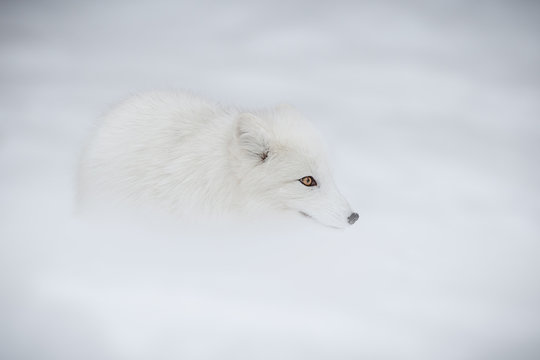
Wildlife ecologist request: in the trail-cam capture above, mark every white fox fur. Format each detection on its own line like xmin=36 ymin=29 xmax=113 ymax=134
xmin=79 ymin=91 xmax=357 ymax=228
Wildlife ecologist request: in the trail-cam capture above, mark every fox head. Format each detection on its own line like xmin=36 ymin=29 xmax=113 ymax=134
xmin=231 ymin=105 xmax=358 ymax=229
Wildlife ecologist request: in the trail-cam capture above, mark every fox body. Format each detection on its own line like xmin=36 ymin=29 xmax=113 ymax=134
xmin=79 ymin=92 xmax=357 ymax=228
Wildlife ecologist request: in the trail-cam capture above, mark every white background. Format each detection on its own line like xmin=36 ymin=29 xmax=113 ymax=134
xmin=1 ymin=0 xmax=539 ymax=359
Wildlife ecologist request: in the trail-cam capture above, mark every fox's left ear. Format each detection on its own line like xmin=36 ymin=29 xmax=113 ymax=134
xmin=236 ymin=113 xmax=271 ymax=162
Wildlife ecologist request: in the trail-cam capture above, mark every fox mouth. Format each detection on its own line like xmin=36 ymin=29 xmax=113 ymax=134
xmin=298 ymin=210 xmax=347 ymax=229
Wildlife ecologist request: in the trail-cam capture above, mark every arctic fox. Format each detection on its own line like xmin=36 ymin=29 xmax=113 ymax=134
xmin=79 ymin=91 xmax=358 ymax=228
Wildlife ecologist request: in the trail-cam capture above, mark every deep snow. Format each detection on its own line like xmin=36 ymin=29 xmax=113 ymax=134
xmin=1 ymin=0 xmax=540 ymax=359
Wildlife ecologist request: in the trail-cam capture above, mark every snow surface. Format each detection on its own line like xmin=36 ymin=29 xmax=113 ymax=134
xmin=1 ymin=0 xmax=540 ymax=359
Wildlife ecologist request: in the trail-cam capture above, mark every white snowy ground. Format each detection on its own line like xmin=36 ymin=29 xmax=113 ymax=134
xmin=1 ymin=0 xmax=540 ymax=359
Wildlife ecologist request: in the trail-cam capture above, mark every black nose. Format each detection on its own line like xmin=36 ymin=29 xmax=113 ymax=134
xmin=348 ymin=212 xmax=359 ymax=225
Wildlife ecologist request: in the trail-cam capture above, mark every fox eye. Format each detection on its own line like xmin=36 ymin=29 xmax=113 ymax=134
xmin=299 ymin=176 xmax=317 ymax=187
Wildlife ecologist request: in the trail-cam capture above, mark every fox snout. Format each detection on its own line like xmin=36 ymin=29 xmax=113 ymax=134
xmin=348 ymin=212 xmax=359 ymax=225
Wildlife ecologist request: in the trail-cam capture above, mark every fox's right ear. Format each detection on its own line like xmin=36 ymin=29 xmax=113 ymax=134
xmin=236 ymin=113 xmax=271 ymax=162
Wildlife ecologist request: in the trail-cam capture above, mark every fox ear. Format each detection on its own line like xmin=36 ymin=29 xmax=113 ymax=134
xmin=236 ymin=113 xmax=271 ymax=162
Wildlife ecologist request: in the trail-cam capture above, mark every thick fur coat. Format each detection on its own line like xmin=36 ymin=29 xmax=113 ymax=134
xmin=79 ymin=92 xmax=357 ymax=228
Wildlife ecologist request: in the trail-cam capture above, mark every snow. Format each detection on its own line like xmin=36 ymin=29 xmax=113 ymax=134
xmin=1 ymin=0 xmax=540 ymax=359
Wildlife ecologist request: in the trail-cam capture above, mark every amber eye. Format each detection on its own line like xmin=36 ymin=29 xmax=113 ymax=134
xmin=299 ymin=176 xmax=317 ymax=187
